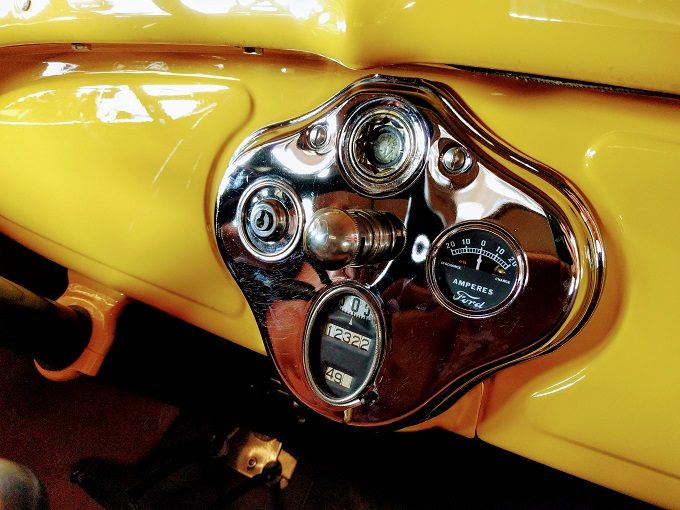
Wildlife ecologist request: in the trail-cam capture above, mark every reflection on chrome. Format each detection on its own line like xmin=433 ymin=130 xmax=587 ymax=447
xmin=410 ymin=234 xmax=430 ymax=264
xmin=214 ymin=75 xmax=602 ymax=427
xmin=454 ymin=167 xmax=544 ymax=221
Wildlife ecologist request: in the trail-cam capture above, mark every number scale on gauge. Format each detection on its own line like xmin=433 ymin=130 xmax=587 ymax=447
xmin=447 ymin=246 xmax=512 ymax=271
xmin=429 ymin=224 xmax=523 ymax=315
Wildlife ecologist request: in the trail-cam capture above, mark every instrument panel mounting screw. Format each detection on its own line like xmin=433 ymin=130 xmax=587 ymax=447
xmin=308 ymin=124 xmax=329 ymax=150
xmin=442 ymin=144 xmax=473 ymax=174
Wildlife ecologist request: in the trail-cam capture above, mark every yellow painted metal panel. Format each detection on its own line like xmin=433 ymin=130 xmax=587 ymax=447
xmin=0 ymin=54 xmax=269 ymax=349
xmin=0 ymin=0 xmax=679 ymax=95
xmin=1 ymin=47 xmax=680 ymax=505
xmin=450 ymin=74 xmax=680 ymax=507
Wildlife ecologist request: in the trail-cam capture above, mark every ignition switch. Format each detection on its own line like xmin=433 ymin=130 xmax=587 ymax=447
xmin=248 ymin=199 xmax=288 ymax=241
xmin=236 ymin=178 xmax=304 ymax=261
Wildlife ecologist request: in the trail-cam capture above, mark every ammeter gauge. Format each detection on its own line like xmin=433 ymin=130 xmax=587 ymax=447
xmin=303 ymin=284 xmax=385 ymax=404
xmin=427 ymin=222 xmax=525 ymax=317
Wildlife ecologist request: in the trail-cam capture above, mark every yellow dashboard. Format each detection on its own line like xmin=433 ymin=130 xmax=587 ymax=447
xmin=1 ymin=1 xmax=680 ymax=507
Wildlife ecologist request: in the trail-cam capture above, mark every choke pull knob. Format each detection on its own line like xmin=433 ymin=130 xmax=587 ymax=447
xmin=304 ymin=208 xmax=406 ymax=269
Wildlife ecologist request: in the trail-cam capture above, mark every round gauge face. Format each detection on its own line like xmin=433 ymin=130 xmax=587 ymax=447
xmin=427 ymin=224 xmax=524 ymax=316
xmin=304 ymin=287 xmax=383 ymax=404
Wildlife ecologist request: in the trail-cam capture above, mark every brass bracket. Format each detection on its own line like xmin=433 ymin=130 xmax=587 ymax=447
xmin=218 ymin=428 xmax=297 ymax=489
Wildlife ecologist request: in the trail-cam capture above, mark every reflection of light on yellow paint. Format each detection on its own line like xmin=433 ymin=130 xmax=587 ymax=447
xmin=178 ymin=0 xmax=342 ymax=30
xmin=68 ymin=0 xmax=170 ymax=16
xmin=403 ymin=1 xmax=416 ymax=9
xmin=180 ymin=0 xmax=237 ymax=14
xmin=158 ymin=99 xmax=201 ymax=120
xmin=509 ymin=0 xmax=562 ymax=23
xmin=0 ymin=78 xmax=229 ymax=126
xmin=42 ymin=62 xmax=79 ymax=78
xmin=532 ymin=369 xmax=586 ymax=398
xmin=509 ymin=12 xmax=562 ymax=22
xmin=252 ymin=3 xmax=277 ymax=13
xmin=584 ymin=147 xmax=597 ymax=169
xmin=94 ymin=86 xmax=152 ymax=124
xmin=290 ymin=0 xmax=321 ymax=20
xmin=141 ymin=84 xmax=227 ymax=96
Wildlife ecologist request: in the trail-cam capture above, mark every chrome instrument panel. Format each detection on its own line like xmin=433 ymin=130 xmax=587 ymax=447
xmin=215 ymin=76 xmax=603 ymax=427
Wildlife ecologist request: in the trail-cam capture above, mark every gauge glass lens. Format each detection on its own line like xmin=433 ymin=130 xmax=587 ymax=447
xmin=306 ymin=290 xmax=381 ymax=402
xmin=430 ymin=226 xmax=522 ymax=314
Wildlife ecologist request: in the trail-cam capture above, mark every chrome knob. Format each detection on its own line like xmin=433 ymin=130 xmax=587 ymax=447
xmin=304 ymin=208 xmax=406 ymax=269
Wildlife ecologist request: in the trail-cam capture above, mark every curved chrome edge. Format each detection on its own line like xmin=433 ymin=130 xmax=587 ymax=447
xmin=214 ymin=73 xmax=606 ymax=426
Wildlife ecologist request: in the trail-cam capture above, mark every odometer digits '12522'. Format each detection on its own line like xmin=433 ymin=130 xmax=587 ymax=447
xmin=427 ymin=222 xmax=525 ymax=317
xmin=303 ymin=285 xmax=384 ymax=404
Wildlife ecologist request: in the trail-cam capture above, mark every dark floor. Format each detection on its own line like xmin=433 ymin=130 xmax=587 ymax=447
xmin=0 ymin=307 xmax=654 ymax=510
xmin=0 ymin=233 xmax=656 ymax=509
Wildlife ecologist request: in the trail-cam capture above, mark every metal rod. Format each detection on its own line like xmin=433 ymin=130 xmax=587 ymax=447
xmin=0 ymin=275 xmax=91 ymax=370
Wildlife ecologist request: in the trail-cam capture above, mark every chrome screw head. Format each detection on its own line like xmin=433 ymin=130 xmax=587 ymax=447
xmin=442 ymin=145 xmax=473 ymax=174
xmin=308 ymin=124 xmax=328 ymax=150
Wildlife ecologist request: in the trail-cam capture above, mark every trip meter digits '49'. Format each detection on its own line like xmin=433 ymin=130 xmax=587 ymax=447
xmin=427 ymin=222 xmax=526 ymax=317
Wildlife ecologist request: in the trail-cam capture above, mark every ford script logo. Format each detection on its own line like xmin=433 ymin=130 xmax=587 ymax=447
xmin=453 ymin=290 xmax=486 ymax=310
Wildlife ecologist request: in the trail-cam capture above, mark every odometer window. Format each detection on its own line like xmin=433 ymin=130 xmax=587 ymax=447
xmin=304 ymin=286 xmax=384 ymax=404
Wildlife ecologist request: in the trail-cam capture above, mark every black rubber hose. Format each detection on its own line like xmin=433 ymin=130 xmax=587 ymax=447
xmin=0 ymin=275 xmax=91 ymax=371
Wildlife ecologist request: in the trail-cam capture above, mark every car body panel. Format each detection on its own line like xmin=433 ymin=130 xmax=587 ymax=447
xmin=0 ymin=3 xmax=679 ymax=507
xmin=0 ymin=0 xmax=680 ymax=94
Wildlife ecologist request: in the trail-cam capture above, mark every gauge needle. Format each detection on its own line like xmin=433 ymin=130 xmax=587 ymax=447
xmin=475 ymin=252 xmax=483 ymax=270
